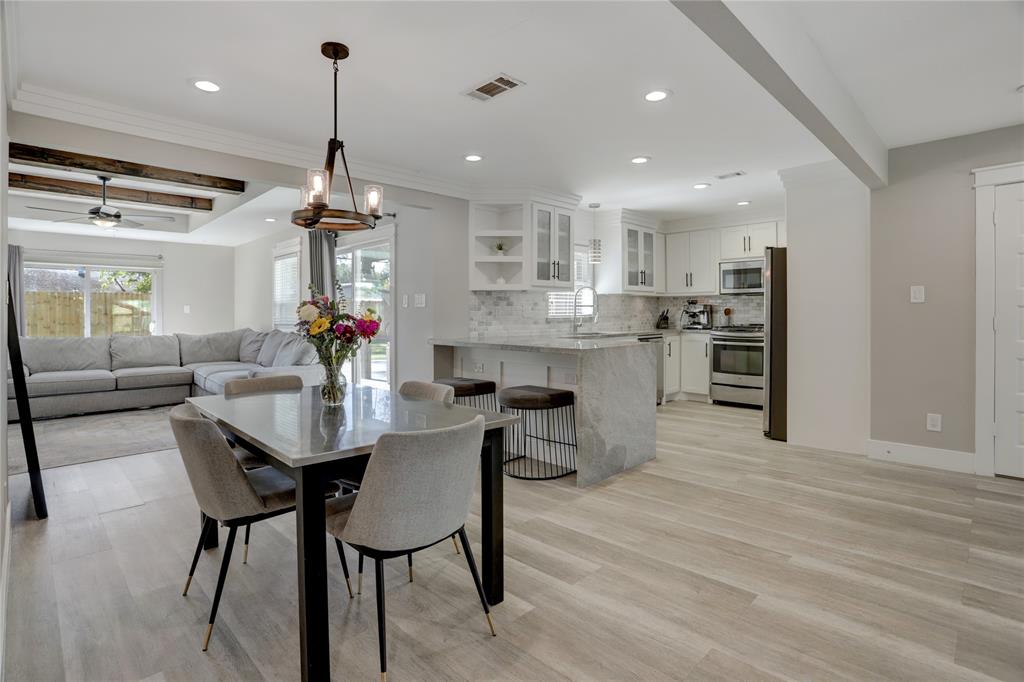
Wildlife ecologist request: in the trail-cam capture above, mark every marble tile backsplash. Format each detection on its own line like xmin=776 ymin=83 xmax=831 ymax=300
xmin=468 ymin=291 xmax=764 ymax=337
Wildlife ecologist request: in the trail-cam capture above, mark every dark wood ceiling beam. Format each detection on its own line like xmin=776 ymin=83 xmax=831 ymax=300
xmin=9 ymin=173 xmax=214 ymax=211
xmin=8 ymin=143 xmax=246 ymax=194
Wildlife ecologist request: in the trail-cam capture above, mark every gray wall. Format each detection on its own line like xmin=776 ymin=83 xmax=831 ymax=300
xmin=871 ymin=124 xmax=1024 ymax=453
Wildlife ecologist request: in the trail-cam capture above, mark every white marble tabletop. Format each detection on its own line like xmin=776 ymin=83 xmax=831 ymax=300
xmin=188 ymin=385 xmax=518 ymax=467
xmin=430 ymin=333 xmax=665 ymax=353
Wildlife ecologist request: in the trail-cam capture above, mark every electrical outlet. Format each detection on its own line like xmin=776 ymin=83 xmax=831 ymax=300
xmin=414 ymin=293 xmax=427 ymax=308
xmin=910 ymin=285 xmax=926 ymax=303
xmin=563 ymin=372 xmax=578 ymax=385
xmin=402 ymin=294 xmax=409 ymax=308
xmin=926 ymin=413 xmax=942 ymax=432
xmin=473 ymin=362 xmax=485 ymax=373
xmin=183 ymin=304 xmax=191 ymax=314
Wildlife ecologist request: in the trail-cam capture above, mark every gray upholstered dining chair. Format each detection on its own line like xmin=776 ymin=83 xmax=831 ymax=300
xmin=170 ymin=403 xmax=340 ymax=651
xmin=324 ymin=415 xmax=492 ymax=681
xmin=223 ymin=374 xmax=305 ymax=562
xmin=398 ymin=380 xmax=455 ymax=403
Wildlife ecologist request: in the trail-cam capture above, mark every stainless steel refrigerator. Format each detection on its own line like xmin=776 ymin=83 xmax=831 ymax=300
xmin=763 ymin=247 xmax=787 ymax=440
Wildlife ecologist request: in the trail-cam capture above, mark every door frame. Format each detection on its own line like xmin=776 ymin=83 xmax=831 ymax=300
xmin=973 ymin=161 xmax=1024 ymax=476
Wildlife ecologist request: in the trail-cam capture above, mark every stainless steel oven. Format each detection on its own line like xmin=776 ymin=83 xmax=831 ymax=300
xmin=719 ymin=259 xmax=765 ymax=294
xmin=710 ymin=326 xmax=764 ymax=406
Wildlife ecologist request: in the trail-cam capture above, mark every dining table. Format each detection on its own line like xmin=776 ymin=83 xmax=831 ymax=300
xmin=187 ymin=384 xmax=518 ymax=681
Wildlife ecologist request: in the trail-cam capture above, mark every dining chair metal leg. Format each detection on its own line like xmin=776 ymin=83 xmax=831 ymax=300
xmin=374 ymin=558 xmax=388 ymax=682
xmin=243 ymin=524 xmax=251 ymax=564
xmin=457 ymin=527 xmax=496 ymax=636
xmin=335 ymin=539 xmax=353 ymax=598
xmin=358 ymin=552 xmax=364 ymax=595
xmin=183 ymin=516 xmax=216 ymax=596
xmin=203 ymin=525 xmax=238 ymax=652
xmin=451 ymin=534 xmax=461 ymax=555
xmin=407 ymin=553 xmax=414 ymax=583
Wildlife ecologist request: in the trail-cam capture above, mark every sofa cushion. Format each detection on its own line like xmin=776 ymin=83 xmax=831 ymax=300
xmin=201 ymin=369 xmax=255 ymax=395
xmin=113 ymin=366 xmax=194 ymax=390
xmin=239 ymin=329 xmax=268 ymax=363
xmin=25 ymin=370 xmax=116 ymax=397
xmin=22 ymin=337 xmax=111 ymax=373
xmin=273 ymin=333 xmax=316 ymax=367
xmin=190 ymin=362 xmax=259 ymax=393
xmin=255 ymin=330 xmax=290 ymax=367
xmin=176 ymin=330 xmax=245 ymax=365
xmin=110 ymin=335 xmax=180 ymax=370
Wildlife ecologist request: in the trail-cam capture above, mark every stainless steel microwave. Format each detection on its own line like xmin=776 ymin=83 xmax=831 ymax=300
xmin=720 ymin=259 xmax=765 ymax=294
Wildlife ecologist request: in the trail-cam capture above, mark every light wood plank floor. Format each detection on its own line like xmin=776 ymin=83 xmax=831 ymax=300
xmin=6 ymin=400 xmax=1024 ymax=681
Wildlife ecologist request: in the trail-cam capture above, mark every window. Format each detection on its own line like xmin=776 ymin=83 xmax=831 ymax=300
xmin=24 ymin=264 xmax=158 ymax=337
xmin=272 ymin=240 xmax=301 ymax=331
xmin=335 ymin=235 xmax=393 ymax=388
xmin=546 ymin=245 xmax=595 ymax=318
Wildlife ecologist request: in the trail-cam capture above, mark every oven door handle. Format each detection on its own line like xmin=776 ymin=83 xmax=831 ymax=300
xmin=710 ymin=339 xmax=765 ymax=346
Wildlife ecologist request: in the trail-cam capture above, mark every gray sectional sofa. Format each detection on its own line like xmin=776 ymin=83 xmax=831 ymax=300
xmin=8 ymin=328 xmax=322 ymax=421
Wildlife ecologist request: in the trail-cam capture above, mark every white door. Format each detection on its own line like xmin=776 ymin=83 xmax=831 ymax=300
xmin=680 ymin=333 xmax=710 ymax=394
xmin=624 ymin=226 xmax=641 ymax=290
xmin=689 ymin=229 xmax=717 ymax=293
xmin=747 ymin=222 xmax=777 ymax=257
xmin=665 ymin=232 xmax=690 ymax=293
xmin=641 ymin=229 xmax=656 ymax=290
xmin=720 ymin=225 xmax=748 ymax=260
xmin=995 ymin=182 xmax=1024 ymax=476
xmin=532 ymin=203 xmax=554 ymax=285
xmin=336 ymin=237 xmax=394 ymax=389
xmin=553 ymin=209 xmax=573 ymax=286
xmin=663 ymin=335 xmax=681 ymax=397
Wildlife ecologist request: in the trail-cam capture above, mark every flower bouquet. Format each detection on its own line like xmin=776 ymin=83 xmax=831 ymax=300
xmin=296 ymin=286 xmax=382 ymax=406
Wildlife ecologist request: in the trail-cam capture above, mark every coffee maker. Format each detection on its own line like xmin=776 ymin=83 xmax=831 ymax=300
xmin=680 ymin=300 xmax=712 ymax=330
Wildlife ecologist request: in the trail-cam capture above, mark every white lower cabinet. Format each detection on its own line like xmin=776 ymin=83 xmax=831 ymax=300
xmin=663 ymin=335 xmax=681 ymax=398
xmin=679 ymin=333 xmax=710 ymax=395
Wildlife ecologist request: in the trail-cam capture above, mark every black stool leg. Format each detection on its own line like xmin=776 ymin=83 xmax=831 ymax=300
xmin=242 ymin=523 xmax=251 ymax=564
xmin=203 ymin=525 xmax=238 ymax=651
xmin=407 ymin=553 xmax=414 ymax=583
xmin=457 ymin=527 xmax=496 ymax=636
xmin=335 ymin=539 xmax=353 ymax=598
xmin=358 ymin=552 xmax=364 ymax=595
xmin=183 ymin=516 xmax=215 ymax=596
xmin=374 ymin=558 xmax=388 ymax=681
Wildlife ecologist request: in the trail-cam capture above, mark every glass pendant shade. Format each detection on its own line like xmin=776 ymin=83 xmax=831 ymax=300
xmin=588 ymin=238 xmax=603 ymax=264
xmin=363 ymin=185 xmax=383 ymax=216
xmin=305 ymin=168 xmax=330 ymax=207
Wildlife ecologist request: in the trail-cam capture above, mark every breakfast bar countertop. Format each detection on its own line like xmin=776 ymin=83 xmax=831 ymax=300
xmin=428 ymin=332 xmax=663 ymax=354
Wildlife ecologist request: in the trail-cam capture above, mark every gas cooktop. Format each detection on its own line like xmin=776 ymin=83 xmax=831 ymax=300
xmin=710 ymin=324 xmax=765 ymax=338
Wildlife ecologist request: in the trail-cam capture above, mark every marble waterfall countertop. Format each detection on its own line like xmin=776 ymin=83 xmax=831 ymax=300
xmin=429 ymin=332 xmax=664 ymax=354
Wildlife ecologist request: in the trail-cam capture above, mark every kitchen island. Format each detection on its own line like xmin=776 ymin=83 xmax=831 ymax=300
xmin=430 ymin=334 xmax=659 ymax=486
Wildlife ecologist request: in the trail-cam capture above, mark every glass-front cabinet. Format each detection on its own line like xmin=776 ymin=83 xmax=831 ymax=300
xmin=623 ymin=224 xmax=656 ymax=292
xmin=531 ymin=202 xmax=573 ymax=288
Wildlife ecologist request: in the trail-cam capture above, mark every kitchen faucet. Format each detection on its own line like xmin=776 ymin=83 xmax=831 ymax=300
xmin=571 ymin=286 xmax=599 ymax=333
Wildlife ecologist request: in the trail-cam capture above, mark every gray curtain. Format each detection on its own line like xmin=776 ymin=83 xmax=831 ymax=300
xmin=308 ymin=230 xmax=337 ymax=297
xmin=7 ymin=244 xmax=25 ymax=335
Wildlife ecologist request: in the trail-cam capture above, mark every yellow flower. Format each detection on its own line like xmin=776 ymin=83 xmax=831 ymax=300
xmin=308 ymin=317 xmax=330 ymax=336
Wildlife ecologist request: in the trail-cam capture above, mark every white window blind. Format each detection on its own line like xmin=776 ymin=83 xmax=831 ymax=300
xmin=272 ymin=250 xmax=301 ymax=331
xmin=547 ymin=246 xmax=595 ymax=318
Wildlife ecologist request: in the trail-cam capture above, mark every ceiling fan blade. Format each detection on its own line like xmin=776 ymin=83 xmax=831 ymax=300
xmin=121 ymin=214 xmax=176 ymax=222
xmin=54 ymin=216 xmax=98 ymax=225
xmin=116 ymin=219 xmax=145 ymax=228
xmin=26 ymin=206 xmax=90 ymax=216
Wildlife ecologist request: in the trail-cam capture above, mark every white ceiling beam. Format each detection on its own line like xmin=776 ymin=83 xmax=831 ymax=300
xmin=671 ymin=0 xmax=888 ymax=189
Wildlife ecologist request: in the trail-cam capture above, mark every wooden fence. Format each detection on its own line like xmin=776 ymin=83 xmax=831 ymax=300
xmin=25 ymin=291 xmax=152 ymax=337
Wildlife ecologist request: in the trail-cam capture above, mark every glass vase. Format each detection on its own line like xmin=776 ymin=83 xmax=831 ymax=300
xmin=319 ymin=358 xmax=347 ymax=406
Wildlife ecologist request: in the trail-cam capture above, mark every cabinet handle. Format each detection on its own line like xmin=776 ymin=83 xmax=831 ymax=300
xmin=551 ymin=260 xmax=556 ymax=279
xmin=555 ymin=260 xmax=560 ymax=280
xmin=668 ymin=342 xmax=672 ymax=357
xmin=705 ymin=341 xmax=708 ymax=357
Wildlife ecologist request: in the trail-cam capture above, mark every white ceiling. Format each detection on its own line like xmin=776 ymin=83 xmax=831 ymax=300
xmin=8 ymin=0 xmax=832 ymax=223
xmin=784 ymin=0 xmax=1024 ymax=148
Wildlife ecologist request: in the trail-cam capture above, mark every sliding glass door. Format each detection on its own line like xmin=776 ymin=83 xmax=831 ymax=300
xmin=336 ymin=237 xmax=393 ymax=389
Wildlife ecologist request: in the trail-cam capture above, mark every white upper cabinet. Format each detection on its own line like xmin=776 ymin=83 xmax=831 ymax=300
xmin=594 ymin=209 xmax=661 ymax=295
xmin=720 ymin=222 xmax=777 ymax=260
xmin=622 ymin=224 xmax=657 ymax=292
xmin=665 ymin=228 xmax=717 ymax=295
xmin=531 ymin=202 xmax=574 ymax=288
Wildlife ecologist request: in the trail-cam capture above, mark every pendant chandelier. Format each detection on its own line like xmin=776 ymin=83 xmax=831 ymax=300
xmin=292 ymin=42 xmax=383 ymax=231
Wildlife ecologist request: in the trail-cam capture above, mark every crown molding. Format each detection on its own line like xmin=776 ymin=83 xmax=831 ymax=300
xmin=11 ymin=83 xmax=480 ymax=201
xmin=1 ymin=0 xmax=21 ymax=105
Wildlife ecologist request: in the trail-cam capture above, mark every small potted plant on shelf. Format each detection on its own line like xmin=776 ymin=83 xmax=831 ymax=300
xmin=493 ymin=240 xmax=507 ymax=256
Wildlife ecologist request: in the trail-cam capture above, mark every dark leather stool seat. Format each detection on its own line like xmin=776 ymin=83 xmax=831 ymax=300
xmin=497 ymin=385 xmax=576 ymax=480
xmin=498 ymin=385 xmax=575 ymax=410
xmin=436 ymin=377 xmax=497 ymax=398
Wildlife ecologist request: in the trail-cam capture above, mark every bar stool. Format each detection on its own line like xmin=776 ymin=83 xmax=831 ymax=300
xmin=497 ymin=385 xmax=577 ymax=480
xmin=436 ymin=377 xmax=498 ymax=412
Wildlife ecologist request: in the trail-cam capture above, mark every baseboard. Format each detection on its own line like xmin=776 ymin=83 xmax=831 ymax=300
xmin=867 ymin=439 xmax=976 ymax=474
xmin=0 ymin=499 xmax=11 ymax=682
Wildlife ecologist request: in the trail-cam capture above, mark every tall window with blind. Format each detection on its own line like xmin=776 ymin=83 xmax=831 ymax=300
xmin=546 ymin=245 xmax=595 ymax=318
xmin=272 ymin=241 xmax=301 ymax=331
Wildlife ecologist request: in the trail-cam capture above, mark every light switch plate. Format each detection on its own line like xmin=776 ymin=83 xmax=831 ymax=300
xmin=910 ymin=285 xmax=926 ymax=303
xmin=183 ymin=304 xmax=191 ymax=314
xmin=414 ymin=293 xmax=427 ymax=308
xmin=402 ymin=294 xmax=409 ymax=308
xmin=473 ymin=362 xmax=485 ymax=373
xmin=926 ymin=413 xmax=942 ymax=432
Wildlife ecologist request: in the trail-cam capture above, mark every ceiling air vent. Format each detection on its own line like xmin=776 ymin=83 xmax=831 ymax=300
xmin=714 ymin=171 xmax=747 ymax=180
xmin=465 ymin=74 xmax=525 ymax=102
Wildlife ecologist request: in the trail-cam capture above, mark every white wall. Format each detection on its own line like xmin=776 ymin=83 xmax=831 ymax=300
xmin=234 ymin=226 xmax=310 ymax=331
xmin=9 ymin=230 xmax=235 ymax=335
xmin=780 ymin=160 xmax=870 ymax=455
xmin=0 ymin=14 xmax=10 ymax=672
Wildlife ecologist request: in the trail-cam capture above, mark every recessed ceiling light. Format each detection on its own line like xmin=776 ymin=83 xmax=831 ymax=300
xmin=631 ymin=156 xmax=651 ymax=164
xmin=693 ymin=183 xmax=711 ymax=189
xmin=736 ymin=200 xmax=751 ymax=206
xmin=464 ymin=154 xmax=483 ymax=162
xmin=643 ymin=90 xmax=670 ymax=102
xmin=264 ymin=217 xmax=277 ymax=222
xmin=193 ymin=80 xmax=221 ymax=93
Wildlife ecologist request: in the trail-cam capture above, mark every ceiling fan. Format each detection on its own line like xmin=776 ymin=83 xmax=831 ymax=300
xmin=26 ymin=176 xmax=177 ymax=229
